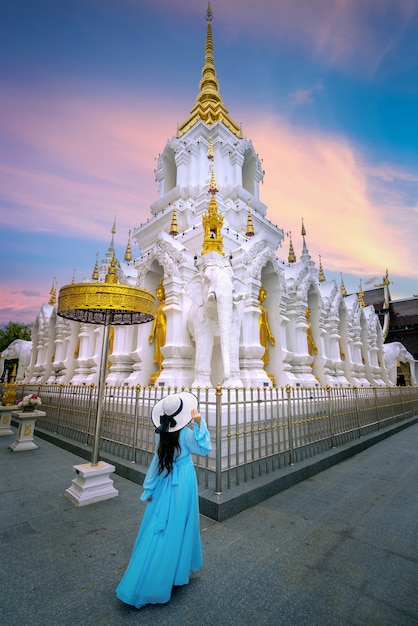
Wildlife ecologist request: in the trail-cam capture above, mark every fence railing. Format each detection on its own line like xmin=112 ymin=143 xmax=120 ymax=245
xmin=4 ymin=383 xmax=418 ymax=494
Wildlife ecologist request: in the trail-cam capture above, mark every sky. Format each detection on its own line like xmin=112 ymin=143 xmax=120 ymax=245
xmin=1 ymin=0 xmax=418 ymax=325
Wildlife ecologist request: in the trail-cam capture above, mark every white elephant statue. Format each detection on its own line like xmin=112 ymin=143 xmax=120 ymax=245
xmin=0 ymin=339 xmax=33 ymax=382
xmin=187 ymin=259 xmax=245 ymax=388
xmin=383 ymin=341 xmax=417 ymax=386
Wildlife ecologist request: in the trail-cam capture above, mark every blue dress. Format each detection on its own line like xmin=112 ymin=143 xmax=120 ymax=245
xmin=116 ymin=418 xmax=212 ymax=609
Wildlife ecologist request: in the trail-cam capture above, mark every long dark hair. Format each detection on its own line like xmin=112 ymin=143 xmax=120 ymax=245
xmin=157 ymin=431 xmax=181 ymax=475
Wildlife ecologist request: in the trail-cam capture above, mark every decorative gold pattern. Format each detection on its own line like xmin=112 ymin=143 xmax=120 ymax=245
xmin=57 ymin=277 xmax=155 ymax=325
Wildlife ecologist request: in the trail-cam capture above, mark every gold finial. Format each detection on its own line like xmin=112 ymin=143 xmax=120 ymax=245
xmin=340 ymin=273 xmax=347 ymax=296
xmin=202 ymin=154 xmax=223 ymax=255
xmin=112 ymin=217 xmax=116 ymax=234
xmin=318 ymin=255 xmax=326 ymax=282
xmin=207 ymin=136 xmax=214 ymax=160
xmin=105 ymin=255 xmax=118 ymax=284
xmin=71 ymin=269 xmax=76 ymax=285
xmin=288 ymin=232 xmax=296 ymax=263
xmin=48 ymin=277 xmax=57 ymax=305
xmin=124 ymin=230 xmax=132 ymax=261
xmin=358 ymin=280 xmax=365 ymax=307
xmin=301 ymin=218 xmax=306 ymax=237
xmin=245 ymin=199 xmax=255 ymax=237
xmin=92 ymin=253 xmax=99 ymax=281
xmin=177 ymin=4 xmax=241 ymax=138
xmin=169 ymin=206 xmax=179 ymax=237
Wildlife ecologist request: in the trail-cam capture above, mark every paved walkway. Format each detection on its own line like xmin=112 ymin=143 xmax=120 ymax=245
xmin=1 ymin=422 xmax=417 ymax=626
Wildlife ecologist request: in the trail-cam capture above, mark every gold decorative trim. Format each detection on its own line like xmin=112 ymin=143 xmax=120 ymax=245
xmin=57 ymin=282 xmax=155 ymax=325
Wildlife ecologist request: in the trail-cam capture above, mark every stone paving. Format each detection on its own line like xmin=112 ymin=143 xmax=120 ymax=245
xmin=1 ymin=421 xmax=417 ymax=626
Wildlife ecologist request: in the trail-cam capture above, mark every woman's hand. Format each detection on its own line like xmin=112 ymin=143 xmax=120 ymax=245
xmin=191 ymin=407 xmax=201 ymax=427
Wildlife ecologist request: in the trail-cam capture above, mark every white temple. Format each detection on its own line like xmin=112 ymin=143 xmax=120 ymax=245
xmin=21 ymin=5 xmax=415 ymax=390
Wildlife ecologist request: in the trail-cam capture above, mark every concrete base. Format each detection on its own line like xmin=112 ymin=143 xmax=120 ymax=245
xmin=9 ymin=410 xmax=44 ymax=451
xmin=0 ymin=406 xmax=14 ymax=436
xmin=65 ymin=461 xmax=119 ymax=507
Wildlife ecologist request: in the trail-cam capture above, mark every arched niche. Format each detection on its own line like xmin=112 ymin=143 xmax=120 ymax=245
xmin=162 ymin=147 xmax=177 ymax=195
xmin=242 ymin=148 xmax=256 ymax=195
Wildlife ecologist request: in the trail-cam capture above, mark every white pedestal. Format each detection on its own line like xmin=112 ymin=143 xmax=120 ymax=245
xmin=65 ymin=461 xmax=119 ymax=507
xmin=9 ymin=410 xmax=45 ymax=451
xmin=0 ymin=405 xmax=14 ymax=436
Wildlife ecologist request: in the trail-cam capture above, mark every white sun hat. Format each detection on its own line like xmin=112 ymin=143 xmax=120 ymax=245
xmin=151 ymin=391 xmax=198 ymax=434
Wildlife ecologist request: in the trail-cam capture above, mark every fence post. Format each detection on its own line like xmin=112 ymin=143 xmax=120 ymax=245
xmin=131 ymin=385 xmax=141 ymax=463
xmin=373 ymin=387 xmax=381 ymax=429
xmin=214 ymin=385 xmax=223 ymax=495
xmin=353 ymin=386 xmax=362 ymax=437
xmin=285 ymin=384 xmax=294 ymax=465
xmin=325 ymin=385 xmax=335 ymax=448
xmin=55 ymin=384 xmax=63 ymax=433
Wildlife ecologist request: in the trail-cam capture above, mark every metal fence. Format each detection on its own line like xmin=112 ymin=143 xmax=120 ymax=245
xmin=4 ymin=383 xmax=418 ymax=494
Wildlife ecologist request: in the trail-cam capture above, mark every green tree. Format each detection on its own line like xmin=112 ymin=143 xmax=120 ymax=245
xmin=0 ymin=322 xmax=32 ymax=353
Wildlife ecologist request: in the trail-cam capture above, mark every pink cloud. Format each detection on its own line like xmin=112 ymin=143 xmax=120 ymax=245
xmin=0 ymin=86 xmax=184 ymax=242
xmin=240 ymin=112 xmax=418 ymax=278
xmin=289 ymin=81 xmax=324 ymax=106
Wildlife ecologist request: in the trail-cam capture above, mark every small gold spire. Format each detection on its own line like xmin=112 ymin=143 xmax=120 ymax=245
xmin=169 ymin=206 xmax=179 ymax=237
xmin=177 ymin=4 xmax=241 ymax=138
xmin=301 ymin=218 xmax=306 ymax=237
xmin=105 ymin=255 xmax=118 ymax=284
xmin=358 ymin=280 xmax=365 ymax=307
xmin=245 ymin=199 xmax=255 ymax=237
xmin=48 ymin=277 xmax=57 ymax=305
xmin=340 ymin=273 xmax=347 ymax=296
xmin=202 ymin=152 xmax=223 ymax=255
xmin=112 ymin=217 xmax=116 ymax=234
xmin=288 ymin=232 xmax=296 ymax=263
xmin=92 ymin=253 xmax=99 ymax=281
xmin=124 ymin=230 xmax=132 ymax=261
xmin=318 ymin=255 xmax=326 ymax=282
xmin=71 ymin=270 xmax=76 ymax=285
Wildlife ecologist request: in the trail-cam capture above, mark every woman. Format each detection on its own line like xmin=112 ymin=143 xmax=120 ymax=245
xmin=116 ymin=391 xmax=212 ymax=609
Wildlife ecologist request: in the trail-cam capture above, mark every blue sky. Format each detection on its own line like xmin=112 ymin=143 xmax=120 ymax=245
xmin=1 ymin=0 xmax=418 ymax=324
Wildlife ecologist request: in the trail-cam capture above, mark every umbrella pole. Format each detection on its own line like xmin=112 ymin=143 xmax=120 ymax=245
xmin=91 ymin=312 xmax=111 ymax=466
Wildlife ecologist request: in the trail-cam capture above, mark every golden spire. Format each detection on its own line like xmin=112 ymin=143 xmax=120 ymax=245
xmin=71 ymin=270 xmax=76 ymax=285
xmin=375 ymin=269 xmax=391 ymax=339
xmin=245 ymin=199 xmax=255 ymax=237
xmin=358 ymin=280 xmax=365 ymax=307
xmin=288 ymin=232 xmax=296 ymax=263
xmin=105 ymin=255 xmax=118 ymax=284
xmin=202 ymin=145 xmax=224 ymax=255
xmin=48 ymin=277 xmax=57 ymax=305
xmin=301 ymin=218 xmax=306 ymax=237
xmin=110 ymin=217 xmax=116 ymax=249
xmin=318 ymin=255 xmax=326 ymax=282
xmin=124 ymin=230 xmax=132 ymax=261
xmin=92 ymin=253 xmax=99 ymax=281
xmin=340 ymin=273 xmax=347 ymax=296
xmin=177 ymin=4 xmax=241 ymax=138
xmin=169 ymin=206 xmax=179 ymax=237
